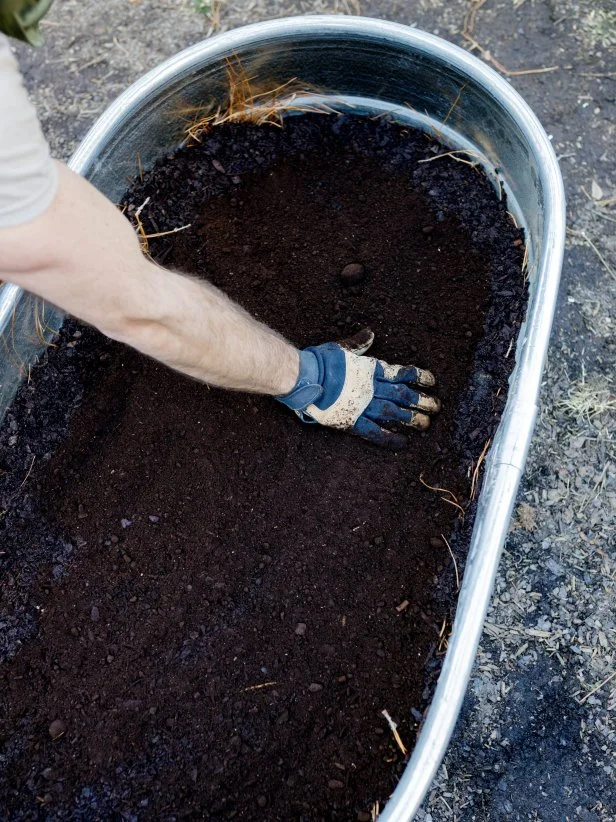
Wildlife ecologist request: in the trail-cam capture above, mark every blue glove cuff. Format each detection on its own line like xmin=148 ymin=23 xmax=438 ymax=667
xmin=275 ymin=349 xmax=323 ymax=411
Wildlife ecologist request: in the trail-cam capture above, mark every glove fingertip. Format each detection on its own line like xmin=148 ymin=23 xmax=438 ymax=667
xmin=408 ymin=412 xmax=431 ymax=431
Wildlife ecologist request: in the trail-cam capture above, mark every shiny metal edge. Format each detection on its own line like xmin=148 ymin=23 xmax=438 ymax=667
xmin=2 ymin=16 xmax=565 ymax=820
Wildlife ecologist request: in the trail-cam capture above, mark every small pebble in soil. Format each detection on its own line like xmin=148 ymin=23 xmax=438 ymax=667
xmin=429 ymin=537 xmax=445 ymax=550
xmin=90 ymin=605 xmax=99 ymax=622
xmin=308 ymin=682 xmax=323 ymax=693
xmin=257 ymin=796 xmax=267 ymax=808
xmin=339 ymin=262 xmax=365 ymax=286
xmin=328 ymin=779 xmax=345 ymax=790
xmin=294 ymin=622 xmax=307 ymax=636
xmin=48 ymin=719 xmax=66 ymax=740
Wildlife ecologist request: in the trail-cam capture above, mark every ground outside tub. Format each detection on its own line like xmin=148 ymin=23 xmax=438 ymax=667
xmin=0 ymin=15 xmax=565 ymax=820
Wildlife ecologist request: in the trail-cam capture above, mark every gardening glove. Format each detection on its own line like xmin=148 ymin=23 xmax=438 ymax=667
xmin=276 ymin=329 xmax=440 ymax=449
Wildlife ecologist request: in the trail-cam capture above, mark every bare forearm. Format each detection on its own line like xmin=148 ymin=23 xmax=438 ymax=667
xmin=112 ymin=260 xmax=299 ymax=394
xmin=0 ymin=162 xmax=299 ymax=395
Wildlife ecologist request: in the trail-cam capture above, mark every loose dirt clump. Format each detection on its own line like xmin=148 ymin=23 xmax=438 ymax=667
xmin=0 ymin=114 xmax=525 ymax=819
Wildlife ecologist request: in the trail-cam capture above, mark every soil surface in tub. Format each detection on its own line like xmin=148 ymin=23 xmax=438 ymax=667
xmin=0 ymin=115 xmax=526 ymax=820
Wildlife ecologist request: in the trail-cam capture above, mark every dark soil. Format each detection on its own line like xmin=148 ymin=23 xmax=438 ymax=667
xmin=0 ymin=114 xmax=526 ymax=820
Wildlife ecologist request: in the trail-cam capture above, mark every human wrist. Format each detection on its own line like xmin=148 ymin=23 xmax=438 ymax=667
xmin=275 ymin=348 xmax=323 ymax=409
xmin=272 ymin=345 xmax=301 ymax=396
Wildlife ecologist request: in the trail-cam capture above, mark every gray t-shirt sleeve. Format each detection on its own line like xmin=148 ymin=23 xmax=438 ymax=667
xmin=0 ymin=32 xmax=58 ymax=228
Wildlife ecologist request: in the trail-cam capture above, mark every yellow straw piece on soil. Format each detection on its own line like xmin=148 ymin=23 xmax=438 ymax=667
xmin=242 ymin=681 xmax=278 ymax=692
xmin=381 ymin=709 xmax=408 ymax=756
xmin=437 ymin=616 xmax=452 ymax=655
xmin=183 ymin=57 xmax=336 ymax=144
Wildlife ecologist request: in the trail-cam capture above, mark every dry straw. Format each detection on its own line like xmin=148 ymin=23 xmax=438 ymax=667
xmin=183 ymin=57 xmax=337 ymax=144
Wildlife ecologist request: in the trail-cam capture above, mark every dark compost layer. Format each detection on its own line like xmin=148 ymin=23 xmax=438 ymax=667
xmin=0 ymin=115 xmax=526 ymax=820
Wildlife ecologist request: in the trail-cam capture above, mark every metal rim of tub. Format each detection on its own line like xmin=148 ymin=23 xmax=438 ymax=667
xmin=3 ymin=15 xmax=566 ymax=820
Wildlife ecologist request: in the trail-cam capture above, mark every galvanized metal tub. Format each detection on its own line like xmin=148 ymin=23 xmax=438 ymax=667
xmin=0 ymin=15 xmax=565 ymax=820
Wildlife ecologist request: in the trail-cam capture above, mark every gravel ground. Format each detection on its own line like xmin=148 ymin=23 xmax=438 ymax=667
xmin=9 ymin=0 xmax=616 ymax=819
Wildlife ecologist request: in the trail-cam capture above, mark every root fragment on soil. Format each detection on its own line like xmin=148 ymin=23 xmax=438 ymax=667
xmin=417 ymin=149 xmax=481 ymax=167
xmin=381 ymin=709 xmax=408 ymax=756
xmin=441 ymin=534 xmax=460 ymax=592
xmin=419 ymin=473 xmax=466 ymax=520
xmin=470 ymin=438 xmax=491 ymax=501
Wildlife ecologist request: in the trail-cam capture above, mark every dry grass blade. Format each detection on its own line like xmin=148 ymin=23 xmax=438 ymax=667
xmin=470 ymin=438 xmax=492 ymax=500
xmin=462 ymin=1 xmax=558 ymax=76
xmin=33 ymin=300 xmax=59 ymax=348
xmin=381 ymin=709 xmax=408 ymax=756
xmin=441 ymin=534 xmax=460 ymax=592
xmin=577 ymin=669 xmax=616 ymax=704
xmin=184 ymin=57 xmax=335 ymax=144
xmin=437 ymin=616 xmax=450 ymax=654
xmin=419 ymin=473 xmax=459 ymax=501
xmin=133 ymin=197 xmax=151 ymax=254
xmin=558 ymin=376 xmax=616 ymax=423
xmin=568 ymin=228 xmax=616 ymax=280
xmin=142 ymin=224 xmax=192 ymax=240
xmin=441 ymin=497 xmax=467 ymax=518
xmin=441 ymin=82 xmax=468 ymax=129
xmin=418 ymin=149 xmax=482 ymax=167
xmin=242 ymin=681 xmax=277 ymax=692
xmin=506 ymin=210 xmax=519 ymax=229
xmin=463 ymin=0 xmax=489 ymax=36
xmin=462 ymin=31 xmax=559 ymax=76
xmin=2 ymin=456 xmax=38 ymax=516
xmin=419 ymin=472 xmax=466 ymax=520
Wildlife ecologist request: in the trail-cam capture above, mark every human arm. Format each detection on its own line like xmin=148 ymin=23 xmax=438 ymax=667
xmin=1 ymin=159 xmax=301 ymax=395
xmin=0 ymin=32 xmax=439 ymax=444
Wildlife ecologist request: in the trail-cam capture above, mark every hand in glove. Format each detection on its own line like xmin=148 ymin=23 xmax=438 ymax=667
xmin=276 ymin=330 xmax=440 ymax=449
